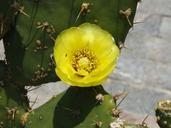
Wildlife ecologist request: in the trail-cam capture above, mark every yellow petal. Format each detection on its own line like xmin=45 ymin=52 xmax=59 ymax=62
xmin=53 ymin=23 xmax=120 ymax=87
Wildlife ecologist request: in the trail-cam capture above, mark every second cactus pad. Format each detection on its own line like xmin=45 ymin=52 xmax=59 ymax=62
xmin=26 ymin=86 xmax=116 ymax=128
xmin=26 ymin=86 xmax=149 ymax=128
xmin=156 ymin=100 xmax=171 ymax=128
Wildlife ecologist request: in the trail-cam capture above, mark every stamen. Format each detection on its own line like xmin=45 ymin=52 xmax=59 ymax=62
xmin=72 ymin=48 xmax=97 ymax=76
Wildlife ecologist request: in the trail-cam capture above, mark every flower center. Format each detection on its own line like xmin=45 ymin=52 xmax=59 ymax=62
xmin=77 ymin=57 xmax=90 ymax=68
xmin=72 ymin=48 xmax=97 ymax=76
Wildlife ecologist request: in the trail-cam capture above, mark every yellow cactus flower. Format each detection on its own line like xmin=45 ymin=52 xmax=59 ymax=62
xmin=53 ymin=23 xmax=120 ymax=87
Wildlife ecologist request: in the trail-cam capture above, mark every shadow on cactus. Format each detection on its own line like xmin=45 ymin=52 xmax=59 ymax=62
xmin=3 ymin=26 xmax=58 ymax=87
xmin=0 ymin=0 xmax=14 ymax=39
xmin=0 ymin=60 xmax=5 ymax=80
xmin=53 ymin=87 xmax=110 ymax=128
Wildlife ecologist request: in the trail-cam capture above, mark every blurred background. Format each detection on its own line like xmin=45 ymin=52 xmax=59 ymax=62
xmin=0 ymin=0 xmax=171 ymax=128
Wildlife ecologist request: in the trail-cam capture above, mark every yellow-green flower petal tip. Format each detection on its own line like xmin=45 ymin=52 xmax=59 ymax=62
xmin=53 ymin=23 xmax=120 ymax=87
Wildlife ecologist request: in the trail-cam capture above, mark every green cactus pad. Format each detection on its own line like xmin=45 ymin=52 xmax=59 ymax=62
xmin=0 ymin=84 xmax=29 ymax=128
xmin=26 ymin=86 xmax=117 ymax=128
xmin=3 ymin=0 xmax=138 ymax=86
xmin=156 ymin=100 xmax=171 ymax=128
xmin=26 ymin=86 xmax=148 ymax=128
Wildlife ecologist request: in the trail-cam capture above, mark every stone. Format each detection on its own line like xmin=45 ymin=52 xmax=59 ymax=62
xmin=0 ymin=40 xmax=5 ymax=60
xmin=160 ymin=17 xmax=171 ymax=40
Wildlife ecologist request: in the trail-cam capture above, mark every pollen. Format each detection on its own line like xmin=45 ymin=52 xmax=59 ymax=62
xmin=72 ymin=48 xmax=97 ymax=75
